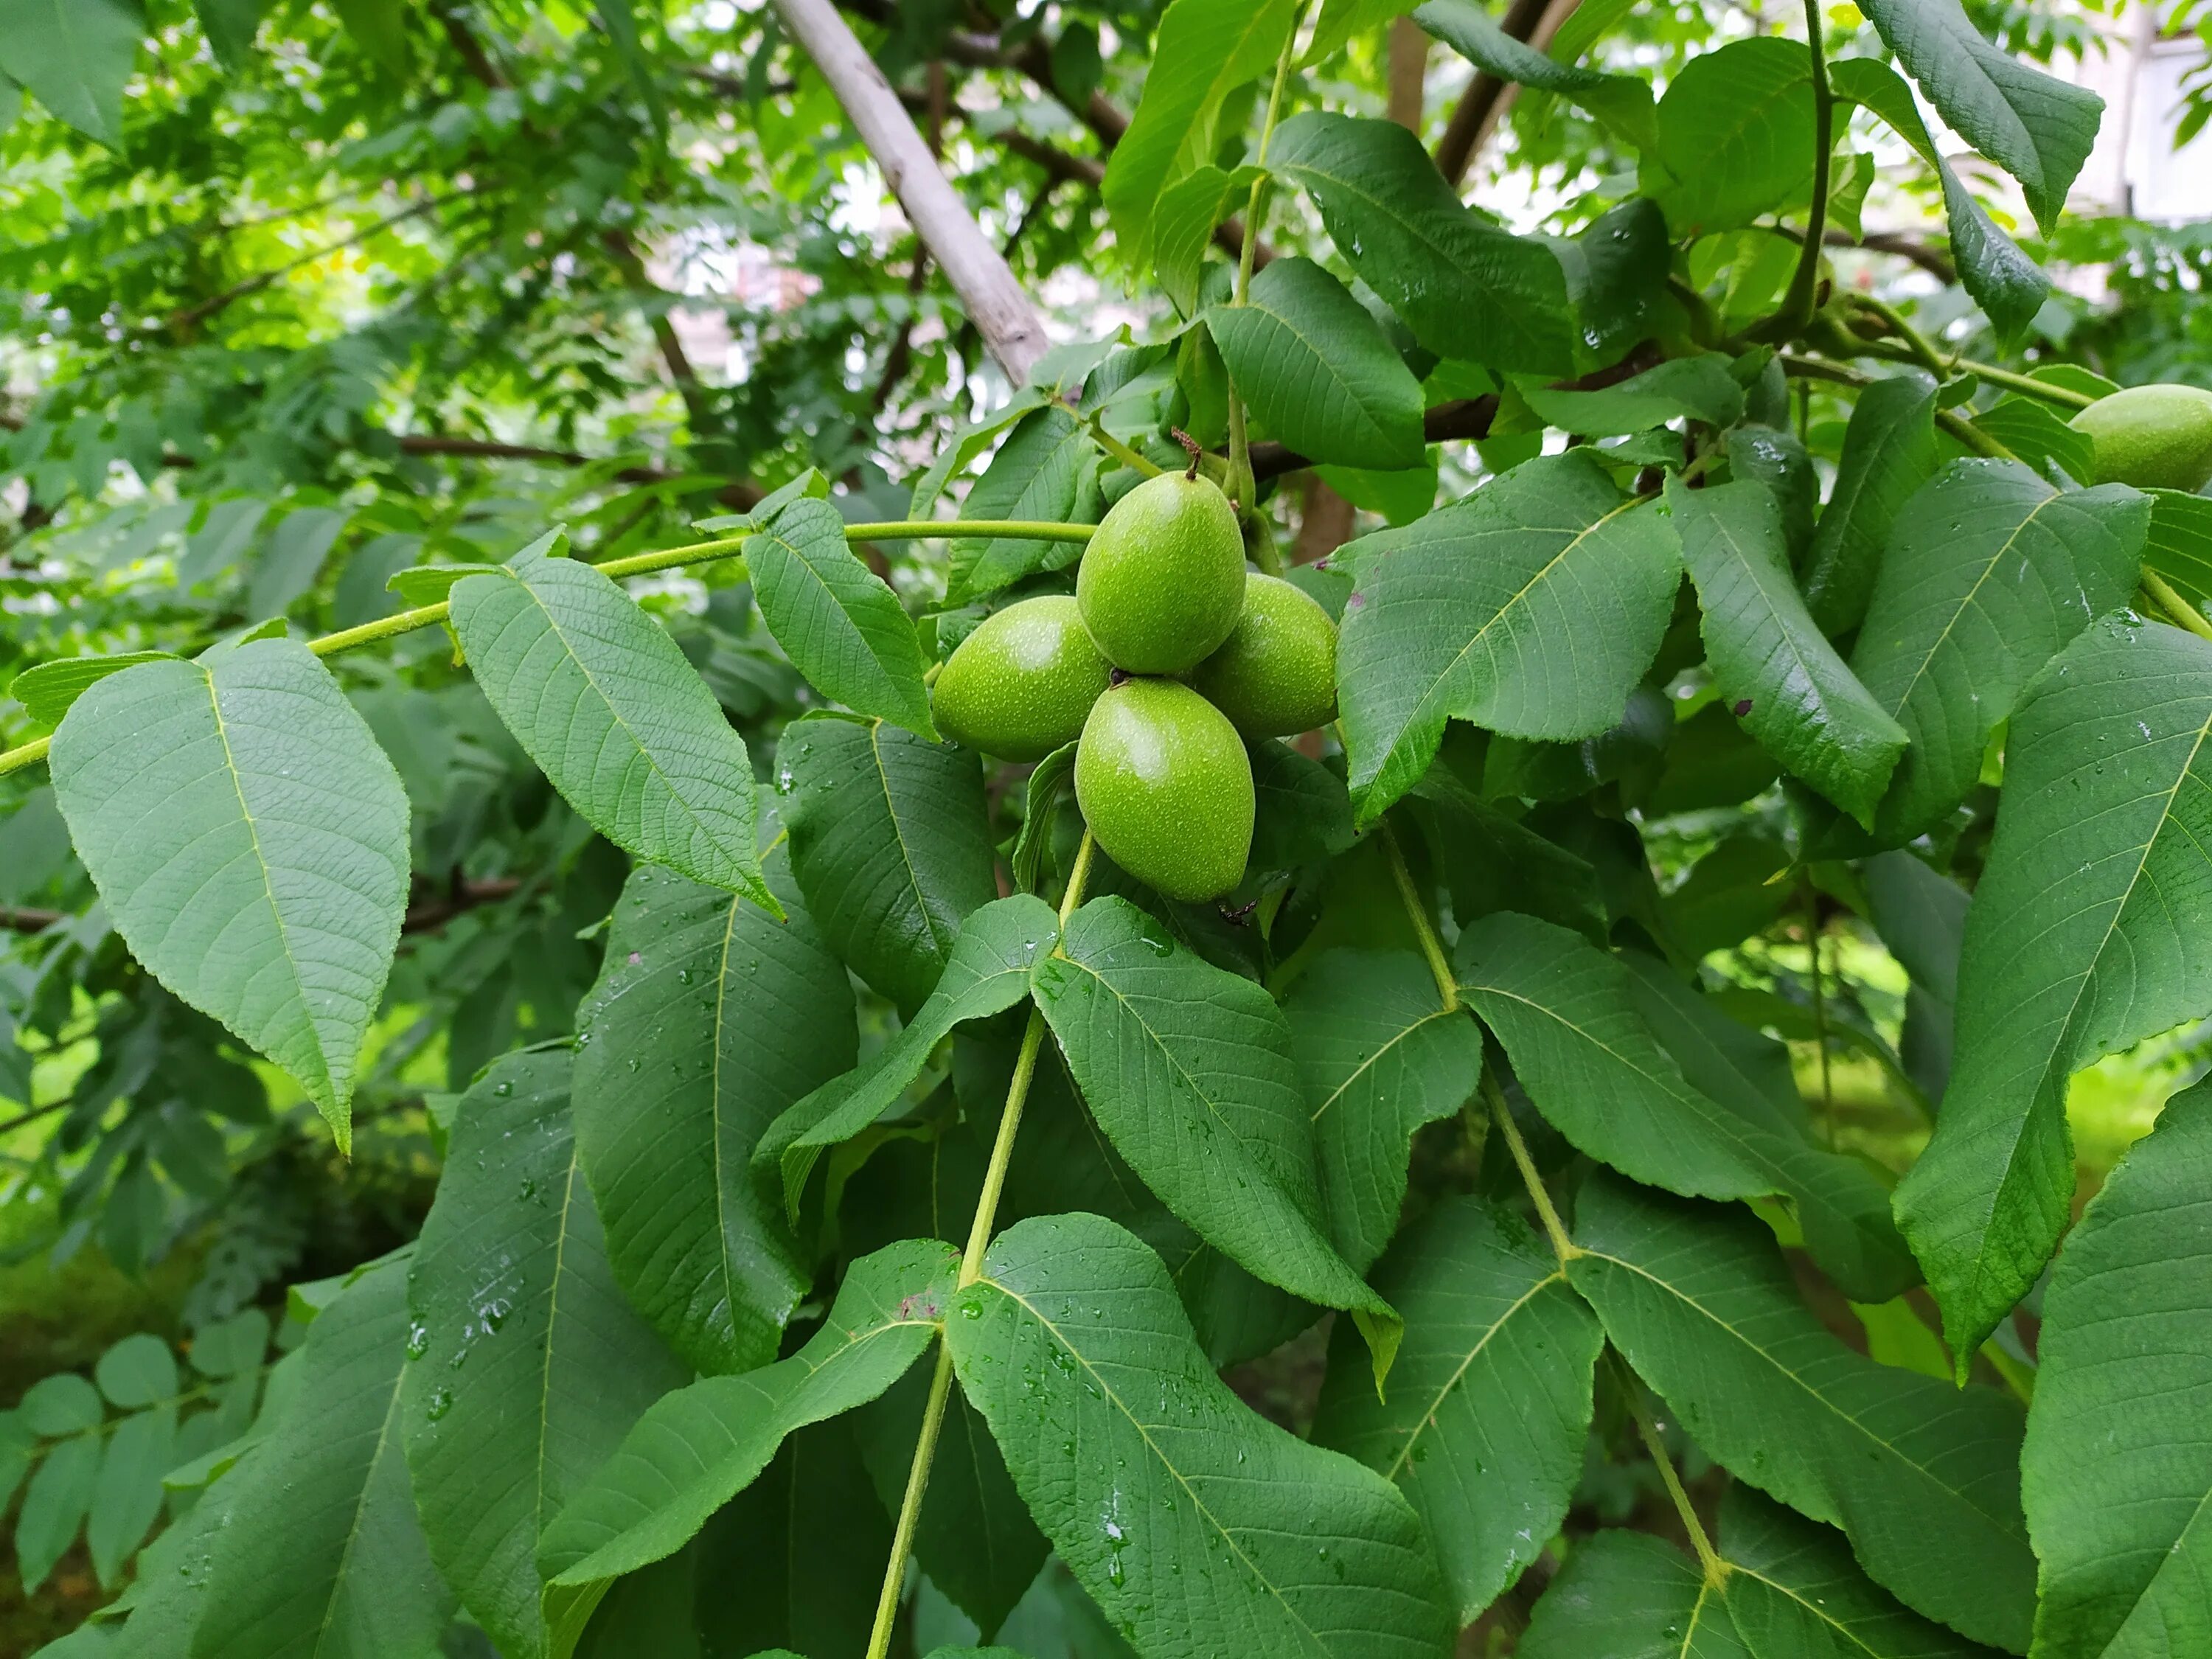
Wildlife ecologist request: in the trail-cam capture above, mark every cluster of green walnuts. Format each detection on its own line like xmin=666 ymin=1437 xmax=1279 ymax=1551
xmin=933 ymin=467 xmax=1337 ymax=902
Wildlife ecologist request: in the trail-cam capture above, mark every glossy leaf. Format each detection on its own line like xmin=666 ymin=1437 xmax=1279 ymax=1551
xmin=1571 ymin=1175 xmax=2036 ymax=1652
xmin=1284 ymin=950 xmax=1484 ymax=1271
xmin=1848 ymin=462 xmax=2146 ymax=840
xmin=189 ymin=1257 xmax=457 ymax=1659
xmin=1311 ymin=1199 xmax=1601 ymax=1623
xmin=2023 ymin=1078 xmax=2212 ymax=1658
xmin=1034 ymin=898 xmax=1399 ymax=1354
xmin=745 ymin=495 xmax=936 ymax=736
xmin=1269 ymin=111 xmax=1576 ymax=375
xmin=946 ymin=406 xmax=1101 ymax=601
xmin=451 ymin=538 xmax=777 ymax=911
xmin=778 ymin=712 xmax=998 ymax=1012
xmin=1669 ymin=476 xmax=1907 ymax=827
xmin=1649 ymin=37 xmax=1815 ymax=232
xmin=946 ymin=1212 xmax=1456 ymax=1659
xmin=1896 ymin=618 xmax=2212 ymax=1362
xmin=1338 ymin=451 xmax=1682 ymax=824
xmin=574 ymin=852 xmax=855 ymax=1375
xmin=403 ymin=1051 xmax=687 ymax=1659
xmin=1801 ymin=370 xmax=1941 ymax=636
xmin=538 ymin=1239 xmax=958 ymax=1649
xmin=0 ymin=0 xmax=142 ymax=145
xmin=49 ymin=641 xmax=409 ymax=1150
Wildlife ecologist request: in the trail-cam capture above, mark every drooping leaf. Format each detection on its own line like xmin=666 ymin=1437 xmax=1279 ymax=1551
xmin=573 ymin=852 xmax=855 ymax=1375
xmin=1100 ymin=0 xmax=1302 ymax=270
xmin=189 ymin=1256 xmax=457 ymax=1659
xmin=49 ymin=641 xmax=409 ymax=1150
xmin=1857 ymin=0 xmax=2102 ymax=234
xmin=403 ymin=1051 xmax=687 ymax=1659
xmin=1830 ymin=58 xmax=2052 ymax=342
xmin=1848 ymin=461 xmax=2146 ymax=841
xmin=1548 ymin=199 xmax=1671 ymax=372
xmin=2023 ymin=1078 xmax=2212 ymax=1658
xmin=1269 ymin=111 xmax=1576 ymax=375
xmin=451 ymin=538 xmax=777 ymax=911
xmin=194 ymin=0 xmax=265 ymax=66
xmin=1413 ymin=0 xmax=1655 ymax=149
xmin=1311 ymin=1199 xmax=1601 ymax=1624
xmin=1647 ymin=37 xmax=1815 ymax=232
xmin=1206 ymin=256 xmax=1427 ymax=470
xmin=1520 ymin=354 xmax=1747 ymax=436
xmin=1034 ymin=898 xmax=1399 ymax=1358
xmin=745 ymin=496 xmax=936 ymax=736
xmin=1896 ymin=617 xmax=2212 ymax=1363
xmin=0 ymin=0 xmax=143 ymax=145
xmin=1570 ymin=1175 xmax=2036 ymax=1652
xmin=759 ymin=894 xmax=1060 ymax=1206
xmin=1668 ymin=476 xmax=1907 ymax=827
xmin=538 ymin=1239 xmax=958 ymax=1651
xmin=1337 ymin=451 xmax=1682 ymax=824
xmin=1283 ymin=950 xmax=1484 ymax=1272
xmin=1460 ymin=912 xmax=1916 ymax=1301
xmin=946 ymin=1212 xmax=1456 ymax=1659
xmin=1801 ymin=370 xmax=1942 ymax=636
xmin=778 ymin=712 xmax=998 ymax=1013
xmin=1155 ymin=164 xmax=1260 ymax=319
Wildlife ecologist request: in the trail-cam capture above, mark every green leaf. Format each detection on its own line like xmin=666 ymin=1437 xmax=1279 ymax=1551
xmin=909 ymin=388 xmax=1048 ymax=518
xmin=248 ymin=504 xmax=347 ymax=622
xmin=0 ymin=0 xmax=142 ymax=146
xmin=1311 ymin=1199 xmax=1601 ymax=1624
xmin=16 ymin=1434 xmax=98 ymax=1593
xmin=1413 ymin=0 xmax=1656 ymax=150
xmin=1012 ymin=740 xmax=1078 ymax=895
xmin=574 ymin=853 xmax=855 ymax=1375
xmin=1848 ymin=462 xmax=2147 ymax=841
xmin=2023 ymin=1078 xmax=2212 ymax=1658
xmin=194 ymin=0 xmax=265 ymax=66
xmin=10 ymin=653 xmax=181 ymax=728
xmin=778 ymin=712 xmax=998 ymax=1013
xmin=1270 ymin=111 xmax=1576 ymax=375
xmin=94 ymin=1335 xmax=177 ymax=1408
xmin=86 ymin=1406 xmax=172 ymax=1587
xmin=1249 ymin=738 xmax=1357 ymax=872
xmin=538 ymin=1239 xmax=958 ymax=1648
xmin=21 ymin=1374 xmax=101 ymax=1436
xmin=1520 ymin=354 xmax=1747 ymax=437
xmin=1570 ymin=1175 xmax=2036 ymax=1651
xmin=49 ymin=641 xmax=410 ymax=1150
xmin=189 ymin=1257 xmax=458 ymax=1659
xmin=1856 ymin=0 xmax=2101 ymax=235
xmin=1205 ymin=257 xmax=1426 ymax=471
xmin=1155 ymin=164 xmax=1260 ymax=318
xmin=403 ymin=1051 xmax=687 ymax=1659
xmin=746 ymin=496 xmax=936 ymax=736
xmin=1831 ymin=58 xmax=2051 ymax=342
xmin=451 ymin=539 xmax=778 ymax=911
xmin=1973 ymin=396 xmax=2096 ymax=485
xmin=759 ymin=894 xmax=1060 ymax=1206
xmin=1304 ymin=0 xmax=1416 ymax=65
xmin=1101 ymin=0 xmax=1302 ymax=270
xmin=1896 ymin=616 xmax=2212 ymax=1365
xmin=2145 ymin=486 xmax=2212 ymax=619
xmin=946 ymin=406 xmax=1102 ymax=601
xmin=1668 ymin=477 xmax=1907 ymax=827
xmin=1801 ymin=370 xmax=1941 ymax=636
xmin=1660 ymin=833 xmax=1794 ymax=961
xmin=1648 ymin=37 xmax=1815 ymax=233
xmin=1550 ymin=199 xmax=1671 ymax=372
xmin=1338 ymin=451 xmax=1682 ymax=824
xmin=1034 ymin=898 xmax=1400 ymax=1359
xmin=1284 ymin=950 xmax=1484 ymax=1272
xmin=946 ymin=1212 xmax=1455 ymax=1659
xmin=1518 ymin=1528 xmax=1741 ymax=1658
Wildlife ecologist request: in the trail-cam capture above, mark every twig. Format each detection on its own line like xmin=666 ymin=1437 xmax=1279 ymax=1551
xmin=1611 ymin=1350 xmax=1729 ymax=1588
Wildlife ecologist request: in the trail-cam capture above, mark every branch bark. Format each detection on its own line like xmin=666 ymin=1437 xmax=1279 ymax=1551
xmin=1433 ymin=0 xmax=1579 ymax=187
xmin=775 ymin=0 xmax=1051 ymax=383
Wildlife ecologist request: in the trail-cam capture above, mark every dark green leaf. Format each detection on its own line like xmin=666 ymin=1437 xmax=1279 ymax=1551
xmin=2145 ymin=485 xmax=2212 ymax=620
xmin=194 ymin=0 xmax=265 ymax=66
xmin=1518 ymin=1529 xmax=1740 ymax=1658
xmin=1312 ymin=1199 xmax=1601 ymax=1623
xmin=1848 ymin=461 xmax=2146 ymax=841
xmin=779 ymin=712 xmax=998 ymax=1012
xmin=1660 ymin=832 xmax=1793 ymax=960
xmin=1414 ymin=0 xmax=1655 ymax=149
xmin=746 ymin=496 xmax=936 ymax=736
xmin=1248 ymin=738 xmax=1356 ymax=870
xmin=403 ymin=1051 xmax=687 ymax=1659
xmin=2023 ymin=1078 xmax=2212 ymax=1657
xmin=1338 ymin=452 xmax=1682 ymax=824
xmin=451 ymin=538 xmax=777 ymax=911
xmin=947 ymin=1212 xmax=1455 ymax=1659
xmin=574 ymin=852 xmax=855 ymax=1374
xmin=49 ymin=642 xmax=410 ymax=1149
xmin=1155 ymin=164 xmax=1259 ymax=318
xmin=86 ymin=1406 xmax=171 ymax=1587
xmin=948 ymin=412 xmax=1099 ymax=602
xmin=0 ymin=0 xmax=142 ymax=145
xmin=1669 ymin=477 xmax=1907 ymax=826
xmin=1270 ymin=111 xmax=1576 ymax=375
xmin=1206 ymin=257 xmax=1426 ymax=470
xmin=1522 ymin=355 xmax=1747 ymax=437
xmin=1801 ymin=371 xmax=1941 ymax=636
xmin=1896 ymin=616 xmax=2212 ymax=1363
xmin=1973 ymin=396 xmax=2096 ymax=484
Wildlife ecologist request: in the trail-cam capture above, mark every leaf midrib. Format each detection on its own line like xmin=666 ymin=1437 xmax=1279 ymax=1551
xmin=310 ymin=1358 xmax=406 ymax=1656
xmin=1308 ymin=1006 xmax=1467 ymax=1126
xmin=1877 ymin=487 xmax=2062 ymax=724
xmin=1380 ymin=1269 xmax=1566 ymax=1484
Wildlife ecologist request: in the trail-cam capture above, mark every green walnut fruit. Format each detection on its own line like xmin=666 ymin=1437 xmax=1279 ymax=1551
xmin=931 ymin=596 xmax=1111 ymax=761
xmin=1076 ymin=470 xmax=1247 ymax=674
xmin=2070 ymin=383 xmax=2212 ymax=492
xmin=1075 ymin=678 xmax=1253 ymax=902
xmin=1187 ymin=573 xmax=1338 ymax=737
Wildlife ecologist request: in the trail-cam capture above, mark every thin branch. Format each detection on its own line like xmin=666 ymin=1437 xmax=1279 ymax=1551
xmin=1433 ymin=0 xmax=1552 ymax=187
xmin=774 ymin=0 xmax=1051 ymax=383
xmin=167 ymin=195 xmax=458 ymax=335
